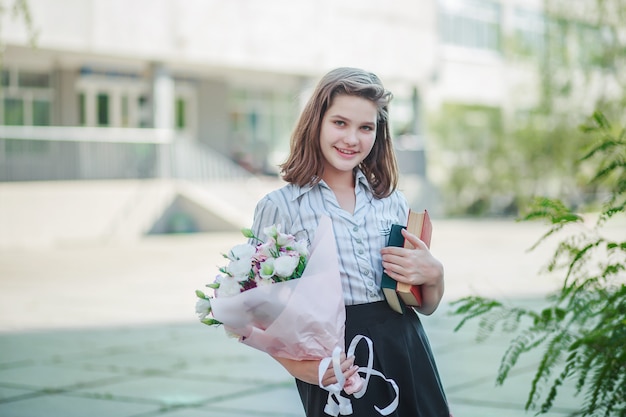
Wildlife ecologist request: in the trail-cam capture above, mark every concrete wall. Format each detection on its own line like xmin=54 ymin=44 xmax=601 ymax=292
xmin=197 ymin=79 xmax=229 ymax=155
xmin=57 ymin=69 xmax=80 ymax=126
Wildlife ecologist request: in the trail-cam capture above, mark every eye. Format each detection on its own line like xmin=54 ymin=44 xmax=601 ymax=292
xmin=334 ymin=120 xmax=346 ymax=126
xmin=361 ymin=125 xmax=375 ymax=132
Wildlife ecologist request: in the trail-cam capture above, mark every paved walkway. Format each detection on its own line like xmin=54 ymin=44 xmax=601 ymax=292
xmin=3 ymin=217 xmax=621 ymax=416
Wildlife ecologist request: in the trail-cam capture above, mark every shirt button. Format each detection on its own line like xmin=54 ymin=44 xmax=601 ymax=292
xmin=358 ymin=249 xmax=364 ymax=255
xmin=353 ymin=226 xmax=359 ymax=232
xmin=355 ymin=238 xmax=362 ymax=244
xmin=363 ymin=270 xmax=370 ymax=276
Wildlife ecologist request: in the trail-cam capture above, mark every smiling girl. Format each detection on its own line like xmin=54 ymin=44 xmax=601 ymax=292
xmin=250 ymin=67 xmax=450 ymax=417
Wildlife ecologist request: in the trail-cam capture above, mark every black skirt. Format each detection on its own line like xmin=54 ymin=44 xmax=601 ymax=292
xmin=296 ymin=301 xmax=450 ymax=417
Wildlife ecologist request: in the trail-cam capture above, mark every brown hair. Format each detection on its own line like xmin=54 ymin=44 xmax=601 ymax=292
xmin=280 ymin=67 xmax=398 ymax=198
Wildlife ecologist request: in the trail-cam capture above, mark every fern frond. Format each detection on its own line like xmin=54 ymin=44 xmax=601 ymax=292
xmin=526 ymin=331 xmax=573 ymax=411
xmin=450 ymin=296 xmax=504 ymax=332
xmin=540 ymin=356 xmax=577 ymax=414
xmin=497 ymin=329 xmax=550 ymax=385
xmin=476 ymin=306 xmax=531 ymax=342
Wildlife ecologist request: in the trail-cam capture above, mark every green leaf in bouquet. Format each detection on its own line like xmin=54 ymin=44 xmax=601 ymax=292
xmin=201 ymin=318 xmax=222 ymax=326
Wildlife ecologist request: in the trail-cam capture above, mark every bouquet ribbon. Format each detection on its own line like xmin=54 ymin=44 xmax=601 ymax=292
xmin=318 ymin=334 xmax=399 ymax=416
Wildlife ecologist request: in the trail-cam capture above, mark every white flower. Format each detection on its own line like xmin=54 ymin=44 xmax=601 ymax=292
xmin=215 ymin=275 xmax=242 ymax=297
xmin=256 ymin=239 xmax=276 ymax=258
xmin=293 ymin=239 xmax=309 ymax=257
xmin=227 ymin=258 xmax=252 ymax=281
xmin=228 ymin=243 xmax=256 ymax=261
xmin=274 ymin=254 xmax=300 ymax=278
xmin=256 ymin=277 xmax=274 ymax=287
xmin=195 ymin=298 xmax=211 ymax=320
xmin=263 ymin=224 xmax=280 ymax=240
xmin=259 ymin=258 xmax=275 ymax=279
xmin=276 ymin=231 xmax=295 ymax=247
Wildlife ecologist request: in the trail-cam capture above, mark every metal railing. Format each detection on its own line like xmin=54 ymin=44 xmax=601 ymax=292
xmin=0 ymin=126 xmax=252 ymax=182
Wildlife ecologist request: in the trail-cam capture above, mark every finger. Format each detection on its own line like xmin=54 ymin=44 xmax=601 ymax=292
xmin=345 ymin=364 xmax=359 ymax=379
xmin=402 ymin=228 xmax=428 ymax=250
xmin=383 ymin=262 xmax=407 ymax=276
xmin=383 ymin=266 xmax=412 ymax=284
xmin=381 ymin=252 xmax=405 ymax=265
xmin=322 ymin=356 xmax=355 ymax=385
xmin=328 ymin=356 xmax=353 ymax=377
xmin=341 ymin=356 xmax=355 ymax=372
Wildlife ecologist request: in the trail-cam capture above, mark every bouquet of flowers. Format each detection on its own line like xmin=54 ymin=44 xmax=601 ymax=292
xmin=195 ymin=223 xmax=309 ymax=327
xmin=195 ymin=216 xmax=398 ymax=416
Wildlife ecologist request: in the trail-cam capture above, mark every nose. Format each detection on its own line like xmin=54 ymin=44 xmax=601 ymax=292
xmin=343 ymin=128 xmax=359 ymax=146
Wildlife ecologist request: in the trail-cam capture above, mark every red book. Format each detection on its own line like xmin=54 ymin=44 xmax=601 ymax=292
xmin=396 ymin=209 xmax=432 ymax=308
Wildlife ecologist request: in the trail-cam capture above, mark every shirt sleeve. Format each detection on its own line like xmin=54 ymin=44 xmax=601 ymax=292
xmin=250 ymin=194 xmax=293 ymax=241
xmin=394 ymin=190 xmax=410 ymax=222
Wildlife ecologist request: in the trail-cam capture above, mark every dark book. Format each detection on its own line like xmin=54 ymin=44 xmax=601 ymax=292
xmin=381 ymin=209 xmax=432 ymax=313
xmin=381 ymin=224 xmax=407 ymax=314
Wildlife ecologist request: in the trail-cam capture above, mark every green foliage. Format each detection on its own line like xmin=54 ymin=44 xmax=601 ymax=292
xmin=428 ymin=104 xmax=515 ymax=216
xmin=428 ymin=0 xmax=626 ymax=217
xmin=450 ymin=112 xmax=626 ymax=416
xmin=0 ymin=0 xmax=38 ymax=69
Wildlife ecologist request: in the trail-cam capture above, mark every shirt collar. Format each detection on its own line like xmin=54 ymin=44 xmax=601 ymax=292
xmin=289 ymin=169 xmax=371 ymax=201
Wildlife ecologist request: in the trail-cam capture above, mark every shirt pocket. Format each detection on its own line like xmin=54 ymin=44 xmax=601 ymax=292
xmin=379 ymin=216 xmax=402 ymax=239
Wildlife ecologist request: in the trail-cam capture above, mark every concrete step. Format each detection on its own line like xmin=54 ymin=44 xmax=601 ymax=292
xmin=0 ymin=177 xmax=284 ymax=249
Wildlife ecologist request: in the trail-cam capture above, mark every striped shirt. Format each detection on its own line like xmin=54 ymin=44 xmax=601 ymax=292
xmin=250 ymin=170 xmax=409 ymax=306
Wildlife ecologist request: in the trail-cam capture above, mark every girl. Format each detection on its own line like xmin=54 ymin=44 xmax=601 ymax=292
xmin=250 ymin=67 xmax=450 ymax=416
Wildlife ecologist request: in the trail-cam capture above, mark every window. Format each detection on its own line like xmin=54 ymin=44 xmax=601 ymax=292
xmin=545 ymin=19 xmax=568 ymax=66
xmin=33 ymin=100 xmax=51 ymax=126
xmin=18 ymin=71 xmax=50 ymax=88
xmin=229 ymin=88 xmax=296 ymax=173
xmin=77 ymin=67 xmax=149 ymax=128
xmin=75 ymin=69 xmax=197 ymax=131
xmin=0 ymin=68 xmax=52 ymax=126
xmin=440 ymin=0 xmax=501 ymax=52
xmin=576 ymin=23 xmax=607 ymax=68
xmin=513 ymin=8 xmax=546 ymax=57
xmin=97 ymin=93 xmax=110 ymax=126
xmin=4 ymin=98 xmax=24 ymax=125
xmin=175 ymin=97 xmax=186 ymax=130
xmin=137 ymin=95 xmax=150 ymax=128
xmin=78 ymin=93 xmax=86 ymax=126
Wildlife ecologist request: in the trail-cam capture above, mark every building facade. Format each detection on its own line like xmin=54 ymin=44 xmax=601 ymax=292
xmin=0 ymin=0 xmax=545 ymax=182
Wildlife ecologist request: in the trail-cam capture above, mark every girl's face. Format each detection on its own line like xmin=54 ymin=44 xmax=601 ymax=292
xmin=319 ymin=94 xmax=378 ymax=184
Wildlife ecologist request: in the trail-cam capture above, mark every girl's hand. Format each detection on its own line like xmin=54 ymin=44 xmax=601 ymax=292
xmin=273 ymin=354 xmax=358 ymax=386
xmin=380 ymin=228 xmax=442 ymax=287
xmin=380 ymin=228 xmax=445 ymax=315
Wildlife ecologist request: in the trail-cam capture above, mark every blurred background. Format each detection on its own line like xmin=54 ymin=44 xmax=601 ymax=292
xmin=0 ymin=0 xmax=625 ymax=416
xmin=2 ymin=0 xmax=624 ymax=240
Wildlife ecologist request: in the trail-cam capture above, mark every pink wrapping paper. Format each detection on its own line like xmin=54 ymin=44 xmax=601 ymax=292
xmin=210 ymin=216 xmax=399 ymax=416
xmin=210 ymin=215 xmax=347 ymax=360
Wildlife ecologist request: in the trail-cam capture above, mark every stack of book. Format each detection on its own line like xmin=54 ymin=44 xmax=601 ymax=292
xmin=381 ymin=209 xmax=432 ymax=314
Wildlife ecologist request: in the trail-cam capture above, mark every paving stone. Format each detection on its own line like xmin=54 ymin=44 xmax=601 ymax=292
xmin=72 ymin=374 xmax=256 ymax=407
xmin=0 ymin=363 xmax=123 ymax=390
xmin=207 ymin=385 xmax=304 ymax=416
xmin=0 ymin=385 xmax=37 ymax=401
xmin=0 ymin=394 xmax=157 ymax=417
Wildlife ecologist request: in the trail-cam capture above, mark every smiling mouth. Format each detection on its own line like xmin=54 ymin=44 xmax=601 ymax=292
xmin=335 ymin=147 xmax=357 ymax=155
